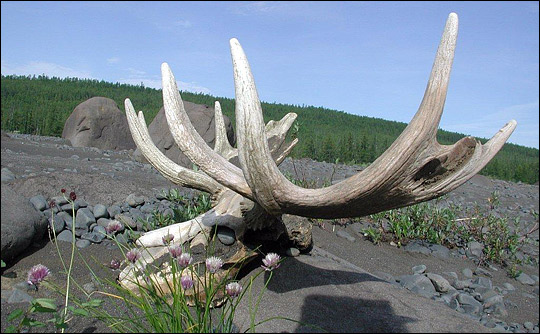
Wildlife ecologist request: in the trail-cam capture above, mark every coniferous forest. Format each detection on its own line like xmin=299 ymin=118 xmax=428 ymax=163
xmin=1 ymin=74 xmax=538 ymax=184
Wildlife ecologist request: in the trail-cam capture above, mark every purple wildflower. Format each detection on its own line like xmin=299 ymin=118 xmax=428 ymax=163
xmin=205 ymin=256 xmax=223 ymax=274
xmin=109 ymin=259 xmax=121 ymax=270
xmin=177 ymin=253 xmax=193 ymax=268
xmin=261 ymin=253 xmax=281 ymax=271
xmin=169 ymin=245 xmax=183 ymax=258
xmin=225 ymin=282 xmax=242 ymax=298
xmin=105 ymin=220 xmax=123 ymax=234
xmin=61 ymin=188 xmax=66 ymax=194
xmin=126 ymin=249 xmax=141 ymax=264
xmin=49 ymin=200 xmax=56 ymax=208
xmin=69 ymin=191 xmax=76 ymax=201
xmin=27 ymin=264 xmax=50 ymax=287
xmin=181 ymin=275 xmax=193 ymax=290
xmin=162 ymin=234 xmax=175 ymax=245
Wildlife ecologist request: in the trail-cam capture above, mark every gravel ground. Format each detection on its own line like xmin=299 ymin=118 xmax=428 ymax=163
xmin=1 ymin=131 xmax=538 ymax=332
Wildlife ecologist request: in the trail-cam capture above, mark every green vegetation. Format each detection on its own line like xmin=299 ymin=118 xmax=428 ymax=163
xmin=2 ymin=74 xmax=538 ymax=184
xmin=366 ymin=193 xmax=539 ymax=274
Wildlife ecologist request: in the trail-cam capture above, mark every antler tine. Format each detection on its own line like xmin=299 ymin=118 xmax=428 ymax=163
xmin=231 ymin=13 xmax=517 ymax=218
xmin=213 ymin=101 xmax=237 ymax=160
xmin=422 ymin=120 xmax=517 ymax=199
xmin=231 ymin=38 xmax=284 ymax=215
xmin=161 ymin=63 xmax=254 ymax=200
xmin=265 ymin=112 xmax=298 ymax=162
xmin=124 ymin=98 xmax=223 ymax=195
xmin=213 ymin=98 xmax=298 ymax=164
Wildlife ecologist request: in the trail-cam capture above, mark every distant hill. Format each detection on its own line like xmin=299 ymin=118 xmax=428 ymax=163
xmin=1 ymin=74 xmax=538 ymax=184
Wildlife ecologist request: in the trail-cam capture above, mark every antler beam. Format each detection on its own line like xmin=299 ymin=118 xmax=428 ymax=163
xmin=230 ymin=12 xmax=516 ymax=218
xmin=121 ymin=12 xmax=516 ymax=296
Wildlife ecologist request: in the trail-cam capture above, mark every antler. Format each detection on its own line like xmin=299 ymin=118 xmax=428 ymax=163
xmin=120 ymin=12 xmax=516 ymax=299
xmin=127 ymin=13 xmax=516 ymax=221
xmin=229 ymin=13 xmax=516 ymax=218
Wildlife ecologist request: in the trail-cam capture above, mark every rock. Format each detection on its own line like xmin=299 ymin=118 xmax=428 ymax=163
xmin=58 ymin=211 xmax=74 ymax=228
xmin=76 ymin=239 xmax=91 ymax=249
xmin=482 ymin=294 xmax=504 ymax=309
xmin=93 ymin=204 xmax=109 ymax=219
xmin=126 ymin=193 xmax=145 ymax=207
xmin=62 ymin=97 xmax=136 ymax=151
xmin=30 ymin=195 xmax=48 ymax=211
xmin=116 ymin=214 xmax=136 ymax=229
xmin=474 ymin=267 xmax=492 ymax=277
xmin=81 ymin=232 xmax=105 ymax=244
xmin=457 ymin=293 xmax=483 ymax=315
xmin=97 ymin=218 xmax=112 ymax=228
xmin=49 ymin=213 xmax=66 ymax=234
xmin=1 ymin=185 xmax=48 ymax=262
xmin=412 ymin=264 xmax=426 ymax=275
xmin=452 ymin=279 xmax=472 ymax=290
xmin=56 ymin=230 xmax=75 ymax=243
xmin=132 ymin=102 xmax=236 ymax=168
xmin=426 ymin=273 xmax=452 ymax=293
xmin=403 ymin=240 xmax=431 ymax=255
xmin=107 ymin=205 xmax=122 ymax=218
xmin=285 ymin=247 xmax=300 ymax=257
xmin=92 ymin=225 xmax=107 ymax=238
xmin=162 ymin=208 xmax=175 ymax=218
xmin=478 ymin=289 xmax=499 ymax=302
xmin=398 ymin=274 xmax=437 ymax=297
xmin=515 ymin=272 xmax=536 ymax=286
xmin=75 ymin=207 xmax=96 ymax=229
xmin=462 ymin=268 xmax=473 ymax=279
xmin=216 ymin=226 xmax=236 ymax=245
xmin=524 ymin=322 xmax=535 ymax=330
xmin=466 ymin=241 xmax=484 ymax=259
xmin=473 ymin=277 xmax=493 ymax=289
xmin=427 ymin=244 xmax=450 ymax=258
xmin=1 ymin=167 xmax=16 ymax=182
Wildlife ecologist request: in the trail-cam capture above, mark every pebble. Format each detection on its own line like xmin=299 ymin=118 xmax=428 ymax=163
xmin=516 ymin=273 xmax=536 ymax=286
xmin=285 ymin=247 xmax=300 ymax=257
xmin=462 ymin=268 xmax=473 ymax=278
xmin=412 ymin=264 xmax=426 ymax=275
xmin=216 ymin=226 xmax=236 ymax=246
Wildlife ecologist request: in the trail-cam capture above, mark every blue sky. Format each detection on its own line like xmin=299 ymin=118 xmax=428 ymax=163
xmin=2 ymin=1 xmax=538 ymax=149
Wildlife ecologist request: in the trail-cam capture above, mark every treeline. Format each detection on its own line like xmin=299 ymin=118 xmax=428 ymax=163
xmin=1 ymin=74 xmax=538 ymax=184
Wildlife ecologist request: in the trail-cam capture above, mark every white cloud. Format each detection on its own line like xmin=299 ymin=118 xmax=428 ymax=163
xmin=126 ymin=67 xmax=147 ymax=76
xmin=107 ymin=57 xmax=120 ymax=64
xmin=1 ymin=60 xmax=94 ymax=79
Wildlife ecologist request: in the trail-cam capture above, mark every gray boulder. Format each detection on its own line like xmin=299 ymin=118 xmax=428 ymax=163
xmin=1 ymin=185 xmax=48 ymax=262
xmin=132 ymin=101 xmax=235 ymax=168
xmin=62 ymin=97 xmax=136 ymax=151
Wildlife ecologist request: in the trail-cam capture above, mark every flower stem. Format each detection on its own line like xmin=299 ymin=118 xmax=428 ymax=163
xmin=62 ymin=197 xmax=77 ymax=333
